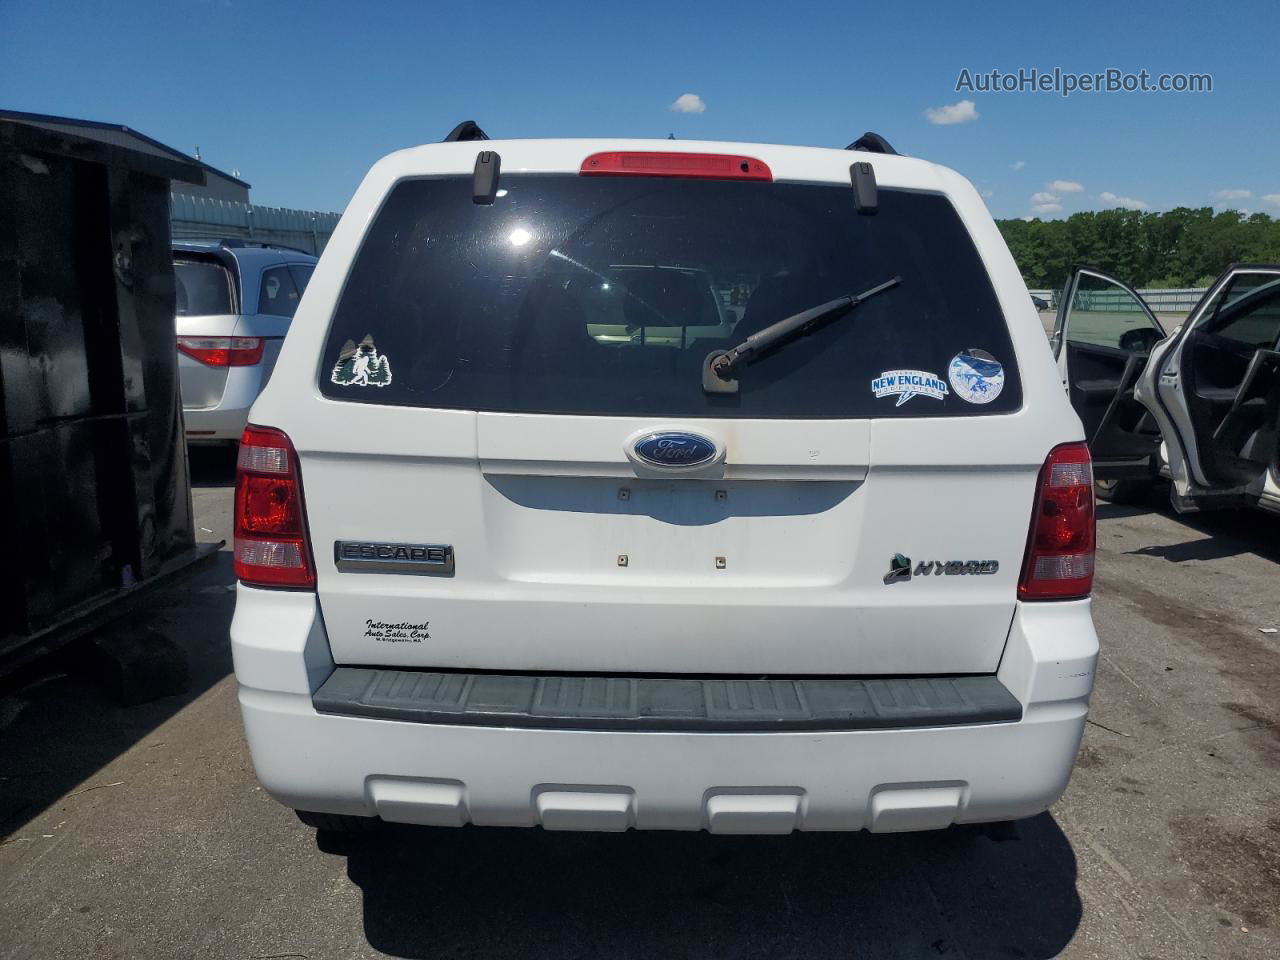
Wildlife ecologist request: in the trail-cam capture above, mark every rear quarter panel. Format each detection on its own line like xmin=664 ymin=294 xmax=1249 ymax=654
xmin=175 ymin=312 xmax=238 ymax=409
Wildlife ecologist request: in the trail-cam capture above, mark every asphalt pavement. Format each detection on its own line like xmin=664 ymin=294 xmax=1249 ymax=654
xmin=1 ymin=446 xmax=1277 ymax=959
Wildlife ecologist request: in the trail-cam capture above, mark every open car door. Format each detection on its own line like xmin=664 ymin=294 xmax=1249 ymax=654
xmin=1136 ymin=265 xmax=1280 ymax=510
xmin=1052 ymin=267 xmax=1166 ymax=480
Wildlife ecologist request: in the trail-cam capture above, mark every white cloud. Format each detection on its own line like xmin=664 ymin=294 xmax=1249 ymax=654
xmin=1031 ymin=202 xmax=1063 ymax=215
xmin=980 ymin=188 xmax=995 ymax=199
xmin=1098 ymin=191 xmax=1148 ymax=210
xmin=925 ymin=100 xmax=979 ymax=125
xmin=1030 ymin=191 xmax=1059 ymax=204
xmin=1046 ymin=179 xmax=1084 ymax=193
xmin=1263 ymin=194 xmax=1280 ymax=207
xmin=668 ymin=93 xmax=706 ymax=114
xmin=1010 ymin=160 xmax=1026 ymax=171
xmin=1213 ymin=188 xmax=1251 ymax=201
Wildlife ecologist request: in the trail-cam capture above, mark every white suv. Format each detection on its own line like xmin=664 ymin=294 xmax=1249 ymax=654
xmin=229 ymin=128 xmax=1099 ymax=835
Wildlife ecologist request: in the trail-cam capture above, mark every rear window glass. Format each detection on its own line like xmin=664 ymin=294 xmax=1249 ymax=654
xmin=1202 ymin=273 xmax=1280 ymax=349
xmin=174 ymin=259 xmax=233 ymax=316
xmin=319 ymin=176 xmax=1021 ymax=418
xmin=289 ymin=263 xmax=315 ymax=296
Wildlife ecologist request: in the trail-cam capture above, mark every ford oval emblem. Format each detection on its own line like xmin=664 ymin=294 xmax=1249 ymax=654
xmin=633 ymin=432 xmax=718 ymax=468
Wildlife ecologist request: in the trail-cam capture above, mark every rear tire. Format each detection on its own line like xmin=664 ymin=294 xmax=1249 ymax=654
xmin=1094 ymin=476 xmax=1152 ymax=504
xmin=294 ymin=810 xmax=381 ymax=833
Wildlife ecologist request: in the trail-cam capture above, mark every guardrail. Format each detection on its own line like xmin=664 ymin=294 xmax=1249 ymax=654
xmin=170 ymin=193 xmax=342 ymax=255
xmin=1028 ymin=287 xmax=1208 ymax=314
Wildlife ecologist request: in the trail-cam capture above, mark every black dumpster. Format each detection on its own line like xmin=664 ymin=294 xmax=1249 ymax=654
xmin=0 ymin=117 xmax=217 ymax=672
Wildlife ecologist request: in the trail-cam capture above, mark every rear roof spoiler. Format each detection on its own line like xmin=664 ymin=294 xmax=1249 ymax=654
xmin=443 ymin=121 xmax=490 ymax=143
xmin=845 ymin=132 xmax=898 ymax=155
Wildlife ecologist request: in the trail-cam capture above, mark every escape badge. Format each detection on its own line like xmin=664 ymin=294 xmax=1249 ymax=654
xmin=871 ymin=369 xmax=949 ymax=406
xmin=331 ymin=334 xmax=392 ymax=387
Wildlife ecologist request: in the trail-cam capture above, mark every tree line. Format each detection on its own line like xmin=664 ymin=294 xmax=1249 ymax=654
xmin=995 ymin=208 xmax=1280 ymax=290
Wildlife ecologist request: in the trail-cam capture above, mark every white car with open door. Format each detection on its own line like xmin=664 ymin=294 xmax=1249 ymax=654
xmin=1050 ymin=267 xmax=1167 ymax=503
xmin=230 ymin=124 xmax=1099 ymax=837
xmin=1055 ymin=264 xmax=1280 ymax=514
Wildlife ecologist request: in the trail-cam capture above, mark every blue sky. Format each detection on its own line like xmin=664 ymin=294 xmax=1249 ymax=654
xmin=2 ymin=0 xmax=1276 ymax=219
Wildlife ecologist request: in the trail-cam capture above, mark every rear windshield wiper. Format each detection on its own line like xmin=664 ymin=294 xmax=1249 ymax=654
xmin=703 ymin=276 xmax=901 ymax=394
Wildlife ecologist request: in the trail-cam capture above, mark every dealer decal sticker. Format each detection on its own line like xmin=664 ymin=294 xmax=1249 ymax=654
xmin=948 ymin=349 xmax=1005 ymax=404
xmin=331 ymin=334 xmax=392 ymax=387
xmin=363 ymin=619 xmax=430 ymax=643
xmin=871 ymin=369 xmax=949 ymax=406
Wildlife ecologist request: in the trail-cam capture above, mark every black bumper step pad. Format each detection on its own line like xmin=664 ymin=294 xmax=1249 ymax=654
xmin=314 ymin=668 xmax=1022 ymax=732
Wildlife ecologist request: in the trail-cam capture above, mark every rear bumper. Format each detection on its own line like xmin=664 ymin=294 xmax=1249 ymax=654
xmin=231 ymin=588 xmax=1097 ymax=833
xmin=183 ymin=404 xmax=250 ymax=442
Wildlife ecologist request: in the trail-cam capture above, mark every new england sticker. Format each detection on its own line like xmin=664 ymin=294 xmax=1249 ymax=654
xmin=871 ymin=369 xmax=949 ymax=407
xmin=330 ymin=334 xmax=392 ymax=387
xmin=948 ymin=349 xmax=1005 ymax=404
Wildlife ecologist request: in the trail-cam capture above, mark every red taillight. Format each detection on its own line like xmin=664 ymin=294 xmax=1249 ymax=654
xmin=579 ymin=152 xmax=773 ymax=181
xmin=177 ymin=336 xmax=264 ymax=367
xmin=1018 ymin=442 xmax=1095 ymax=601
xmin=234 ymin=425 xmax=315 ymax=589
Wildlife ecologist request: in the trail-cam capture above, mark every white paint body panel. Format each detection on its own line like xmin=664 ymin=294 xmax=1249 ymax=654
xmin=1137 ymin=271 xmax=1229 ymax=492
xmin=1135 ymin=333 xmax=1197 ymax=494
xmin=232 ymin=585 xmax=1097 ymax=831
xmin=248 ymin=137 xmax=1080 ymax=675
xmin=233 ymin=137 xmax=1095 ymax=830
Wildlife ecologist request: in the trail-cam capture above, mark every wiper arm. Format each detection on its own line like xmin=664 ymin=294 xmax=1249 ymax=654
xmin=702 ymin=276 xmax=901 ymax=394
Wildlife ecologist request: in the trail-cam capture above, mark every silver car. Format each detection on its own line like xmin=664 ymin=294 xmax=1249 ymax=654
xmin=174 ymin=240 xmax=317 ymax=444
